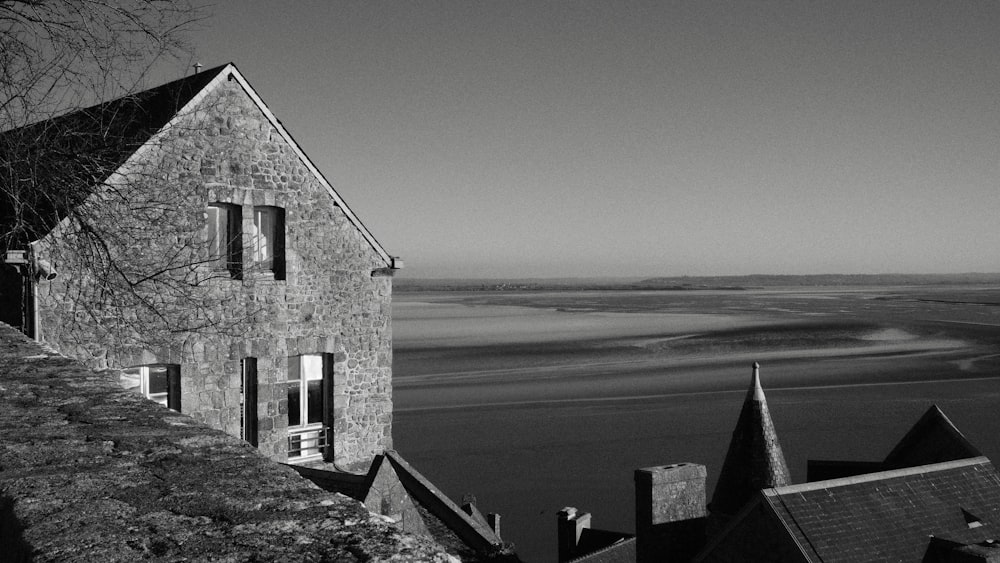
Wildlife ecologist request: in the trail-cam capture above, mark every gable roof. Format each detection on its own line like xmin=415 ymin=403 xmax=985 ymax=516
xmin=290 ymin=452 xmax=515 ymax=562
xmin=709 ymin=362 xmax=790 ymax=518
xmin=383 ymin=451 xmax=508 ymax=557
xmin=1 ymin=65 xmax=226 ymax=245
xmin=762 ymin=457 xmax=1000 ymax=562
xmin=2 ymin=63 xmax=395 ymax=267
xmin=883 ymin=404 xmax=982 ymax=470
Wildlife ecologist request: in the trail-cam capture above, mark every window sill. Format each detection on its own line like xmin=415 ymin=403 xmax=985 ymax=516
xmin=247 ymin=270 xmax=285 ymax=282
xmin=209 ymin=268 xmax=242 ymax=281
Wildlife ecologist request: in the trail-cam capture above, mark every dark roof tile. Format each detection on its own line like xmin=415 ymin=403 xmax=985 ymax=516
xmin=1 ymin=65 xmax=229 ymax=242
xmin=764 ymin=457 xmax=1000 ymax=562
xmin=883 ymin=405 xmax=982 ymax=470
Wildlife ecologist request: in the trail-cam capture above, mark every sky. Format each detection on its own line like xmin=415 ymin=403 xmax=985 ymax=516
xmin=159 ymin=1 xmax=1000 ymax=278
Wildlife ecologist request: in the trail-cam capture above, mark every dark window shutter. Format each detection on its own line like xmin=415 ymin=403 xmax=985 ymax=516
xmin=228 ymin=205 xmax=243 ymax=279
xmin=274 ymin=208 xmax=286 ymax=280
xmin=166 ymin=365 xmax=182 ymax=412
xmin=244 ymin=358 xmax=258 ymax=447
xmin=322 ymin=353 xmax=334 ymax=461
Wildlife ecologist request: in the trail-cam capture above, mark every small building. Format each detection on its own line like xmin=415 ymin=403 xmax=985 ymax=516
xmin=1 ymin=63 xmax=399 ymax=470
xmin=557 ymin=364 xmax=1000 ymax=562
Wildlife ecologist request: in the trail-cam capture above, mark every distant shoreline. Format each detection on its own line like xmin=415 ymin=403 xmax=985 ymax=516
xmin=394 ymin=273 xmax=1000 ymax=292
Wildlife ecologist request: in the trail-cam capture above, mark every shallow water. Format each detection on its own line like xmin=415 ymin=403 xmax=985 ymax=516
xmin=390 ymin=286 xmax=1000 ymax=562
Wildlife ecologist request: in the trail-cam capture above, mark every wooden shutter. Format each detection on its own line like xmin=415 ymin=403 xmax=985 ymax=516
xmin=243 ymin=358 xmax=258 ymax=447
xmin=166 ymin=365 xmax=182 ymax=412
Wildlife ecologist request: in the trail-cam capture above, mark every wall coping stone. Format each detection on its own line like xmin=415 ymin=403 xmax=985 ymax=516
xmin=0 ymin=323 xmax=453 ymax=562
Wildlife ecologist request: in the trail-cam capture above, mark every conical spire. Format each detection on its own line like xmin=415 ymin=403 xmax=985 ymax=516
xmin=709 ymin=363 xmax=791 ymax=521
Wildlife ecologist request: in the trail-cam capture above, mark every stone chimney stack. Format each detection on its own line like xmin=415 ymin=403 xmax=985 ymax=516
xmin=634 ymin=463 xmax=708 ymax=563
xmin=557 ymin=507 xmax=592 ymax=563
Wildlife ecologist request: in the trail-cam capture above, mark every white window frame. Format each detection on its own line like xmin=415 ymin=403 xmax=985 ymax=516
xmin=207 ymin=203 xmax=241 ymax=277
xmin=287 ymin=354 xmax=327 ymax=462
xmin=252 ymin=206 xmax=283 ymax=274
xmin=120 ymin=365 xmax=180 ymax=412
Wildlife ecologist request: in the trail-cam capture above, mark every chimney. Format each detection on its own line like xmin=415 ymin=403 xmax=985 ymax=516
xmin=557 ymin=507 xmax=592 ymax=563
xmin=635 ymin=463 xmax=708 ymax=563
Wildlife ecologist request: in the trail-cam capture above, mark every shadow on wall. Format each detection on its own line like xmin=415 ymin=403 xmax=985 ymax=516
xmin=0 ymin=492 xmax=33 ymax=563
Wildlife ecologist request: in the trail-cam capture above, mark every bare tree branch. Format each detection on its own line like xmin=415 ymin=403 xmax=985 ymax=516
xmin=0 ymin=1 xmax=261 ymax=362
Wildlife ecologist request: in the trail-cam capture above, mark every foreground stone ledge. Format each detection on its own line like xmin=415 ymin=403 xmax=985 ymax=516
xmin=0 ymin=324 xmax=452 ymax=562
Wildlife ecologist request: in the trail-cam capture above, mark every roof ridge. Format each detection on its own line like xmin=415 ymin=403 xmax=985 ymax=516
xmin=7 ymin=63 xmax=230 ymax=132
xmin=383 ymin=451 xmax=502 ymax=547
xmin=764 ymin=456 xmax=992 ymax=496
xmin=566 ymin=536 xmax=635 ymax=563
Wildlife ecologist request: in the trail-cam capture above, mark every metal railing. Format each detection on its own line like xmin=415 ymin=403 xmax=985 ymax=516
xmin=287 ymin=426 xmax=329 ymax=461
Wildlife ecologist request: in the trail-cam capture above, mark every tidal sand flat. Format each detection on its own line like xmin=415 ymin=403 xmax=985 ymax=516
xmin=391 ymin=286 xmax=1000 ymax=561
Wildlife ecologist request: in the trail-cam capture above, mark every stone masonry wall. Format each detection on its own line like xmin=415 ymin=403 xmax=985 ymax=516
xmin=0 ymin=323 xmax=449 ymax=562
xmin=32 ymin=75 xmax=394 ymax=470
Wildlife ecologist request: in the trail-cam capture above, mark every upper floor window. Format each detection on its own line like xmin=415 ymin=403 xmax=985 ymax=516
xmin=252 ymin=206 xmax=285 ymax=279
xmin=120 ymin=364 xmax=182 ymax=412
xmin=207 ymin=203 xmax=242 ymax=278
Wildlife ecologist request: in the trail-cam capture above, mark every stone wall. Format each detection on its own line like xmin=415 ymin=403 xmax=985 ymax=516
xmin=634 ymin=463 xmax=707 ymax=563
xmin=0 ymin=323 xmax=449 ymax=562
xmin=31 ymin=75 xmax=394 ymax=469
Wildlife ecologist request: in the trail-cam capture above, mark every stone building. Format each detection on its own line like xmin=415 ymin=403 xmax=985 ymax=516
xmin=557 ymin=364 xmax=1000 ymax=563
xmin=1 ymin=63 xmax=399 ymax=470
xmin=1 ymin=64 xmax=518 ymax=561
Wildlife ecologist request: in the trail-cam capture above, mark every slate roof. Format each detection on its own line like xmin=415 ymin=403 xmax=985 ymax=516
xmin=709 ymin=362 xmax=790 ymax=517
xmin=292 ymin=451 xmax=516 ymax=562
xmin=763 ymin=456 xmax=1000 ymax=562
xmin=0 ymin=65 xmax=227 ymax=243
xmin=806 ymin=404 xmax=983 ymax=482
xmin=883 ymin=404 xmax=982 ymax=470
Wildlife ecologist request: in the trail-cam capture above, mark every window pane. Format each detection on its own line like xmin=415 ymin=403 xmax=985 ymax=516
xmin=254 ymin=208 xmax=273 ymax=267
xmin=207 ymin=206 xmax=228 ymax=268
xmin=207 ymin=206 xmax=220 ymax=253
xmin=302 ymin=355 xmax=323 ymax=381
xmin=287 ymin=381 xmax=301 ymax=427
xmin=307 ymin=379 xmax=323 ymax=424
xmin=148 ymin=366 xmax=169 ymax=394
xmin=120 ymin=367 xmax=141 ymax=393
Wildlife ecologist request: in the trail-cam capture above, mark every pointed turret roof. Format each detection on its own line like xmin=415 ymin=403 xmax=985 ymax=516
xmin=709 ymin=362 xmax=791 ymax=518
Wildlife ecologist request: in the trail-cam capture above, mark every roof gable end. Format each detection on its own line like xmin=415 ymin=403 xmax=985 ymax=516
xmin=189 ymin=64 xmax=394 ymax=267
xmin=883 ymin=405 xmax=982 ymax=470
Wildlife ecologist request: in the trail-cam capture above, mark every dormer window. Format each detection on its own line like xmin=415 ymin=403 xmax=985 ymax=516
xmin=207 ymin=203 xmax=242 ymax=278
xmin=252 ymin=206 xmax=285 ymax=279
